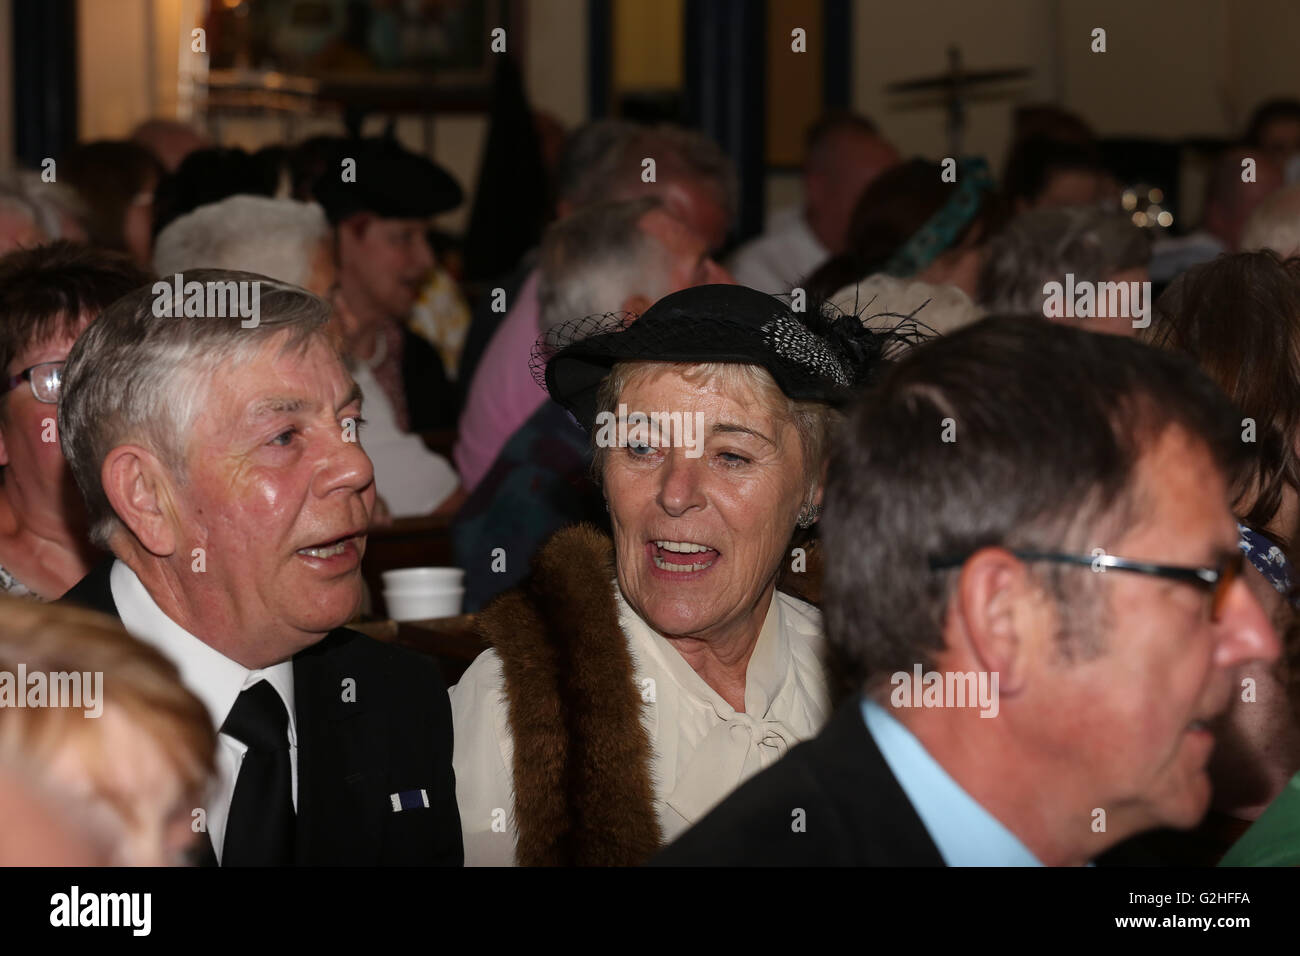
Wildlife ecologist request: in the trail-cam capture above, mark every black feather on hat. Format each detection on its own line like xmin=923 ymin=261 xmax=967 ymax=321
xmin=534 ymin=284 xmax=932 ymax=432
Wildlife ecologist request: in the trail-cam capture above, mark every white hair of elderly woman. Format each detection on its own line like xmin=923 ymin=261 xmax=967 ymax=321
xmin=152 ymin=195 xmax=330 ymax=289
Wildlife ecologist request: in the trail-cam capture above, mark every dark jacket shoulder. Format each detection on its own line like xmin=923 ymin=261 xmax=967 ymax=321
xmin=400 ymin=325 xmax=459 ymax=431
xmin=652 ymin=699 xmax=944 ymax=866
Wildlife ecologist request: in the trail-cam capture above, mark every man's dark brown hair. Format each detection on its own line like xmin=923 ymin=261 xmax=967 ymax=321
xmin=823 ymin=315 xmax=1246 ymax=688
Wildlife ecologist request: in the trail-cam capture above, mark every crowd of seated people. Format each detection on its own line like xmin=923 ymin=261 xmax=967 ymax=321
xmin=3 ymin=96 xmax=1300 ymax=870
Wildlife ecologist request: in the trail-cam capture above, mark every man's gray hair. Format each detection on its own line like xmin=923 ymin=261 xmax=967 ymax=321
xmin=59 ymin=270 xmax=331 ymax=548
xmin=978 ymin=207 xmax=1152 ymax=313
xmin=153 ymin=196 xmax=330 ymax=288
xmin=1241 ymin=183 xmax=1300 ymax=258
xmin=557 ymin=120 xmax=737 ymax=225
xmin=537 ymin=198 xmax=673 ymax=332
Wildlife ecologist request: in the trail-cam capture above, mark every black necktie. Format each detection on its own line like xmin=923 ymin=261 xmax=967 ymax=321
xmin=221 ymin=680 xmax=295 ymax=866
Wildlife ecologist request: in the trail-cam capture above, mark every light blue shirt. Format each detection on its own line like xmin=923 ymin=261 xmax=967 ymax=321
xmin=861 ymin=697 xmax=1043 ymax=866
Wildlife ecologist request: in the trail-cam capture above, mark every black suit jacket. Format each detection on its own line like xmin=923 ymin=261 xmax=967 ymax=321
xmin=652 ymin=699 xmax=945 ymax=866
xmin=62 ymin=561 xmax=463 ymax=866
xmin=401 ymin=326 xmax=460 ymax=432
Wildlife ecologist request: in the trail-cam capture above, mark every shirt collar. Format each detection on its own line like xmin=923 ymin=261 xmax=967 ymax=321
xmin=860 ymin=697 xmax=1042 ymax=866
xmin=109 ymin=559 xmax=297 ymax=742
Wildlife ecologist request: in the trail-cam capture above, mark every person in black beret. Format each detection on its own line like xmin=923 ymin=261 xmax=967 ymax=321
xmin=313 ymin=136 xmax=465 ymax=439
xmin=449 ymin=283 xmax=921 ymax=865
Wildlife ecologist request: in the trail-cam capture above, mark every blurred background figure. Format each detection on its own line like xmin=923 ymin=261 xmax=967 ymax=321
xmin=153 ymin=195 xmax=334 ymax=296
xmin=0 ymin=598 xmax=216 ymax=865
xmin=1243 ymin=98 xmax=1300 ymax=173
xmin=1152 ymin=148 xmax=1283 ymax=282
xmin=130 ymin=118 xmax=212 ymax=174
xmin=1240 ymin=182 xmax=1300 ymax=258
xmin=728 ymin=111 xmax=899 ymax=294
xmin=1142 ymin=251 xmax=1300 ymax=862
xmin=978 ymin=206 xmax=1152 ymax=336
xmin=152 ymin=195 xmax=462 ymax=520
xmin=151 ymin=145 xmax=287 ymax=238
xmin=314 ymin=136 xmax=465 ymax=435
xmin=453 ymin=120 xmax=736 ymax=493
xmin=0 ymin=178 xmax=46 ymax=254
xmin=58 ymin=140 xmax=163 ymax=268
xmin=1002 ymin=137 xmax=1114 ymax=212
xmin=0 ymin=173 xmax=85 ymax=254
xmin=807 ymin=157 xmax=1002 ymax=307
xmin=0 ymin=242 xmax=153 ymax=599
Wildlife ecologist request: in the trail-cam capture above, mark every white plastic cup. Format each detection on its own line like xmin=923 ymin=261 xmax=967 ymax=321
xmin=381 ymin=584 xmax=464 ymax=598
xmin=382 ymin=567 xmax=465 ymax=591
xmin=384 ymin=588 xmax=464 ymax=622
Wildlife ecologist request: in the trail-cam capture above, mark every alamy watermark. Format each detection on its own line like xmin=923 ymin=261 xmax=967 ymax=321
xmin=1042 ymin=273 xmax=1151 ymax=329
xmin=0 ymin=665 xmax=103 ymax=718
xmin=50 ymin=886 xmax=150 ymax=936
xmin=594 ymin=404 xmax=707 ymax=459
xmin=151 ymin=272 xmax=260 ymax=328
xmin=890 ymin=664 xmax=1000 ymax=718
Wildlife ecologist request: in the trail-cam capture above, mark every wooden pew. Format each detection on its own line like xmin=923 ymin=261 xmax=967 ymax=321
xmin=352 ymin=614 xmax=487 ymax=687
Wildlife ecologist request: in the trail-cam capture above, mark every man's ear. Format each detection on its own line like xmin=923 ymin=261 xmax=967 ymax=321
xmin=951 ymin=547 xmax=1051 ymax=695
xmin=101 ymin=445 xmax=182 ymax=558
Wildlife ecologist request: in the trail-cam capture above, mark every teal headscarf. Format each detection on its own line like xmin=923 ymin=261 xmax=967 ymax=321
xmin=883 ymin=157 xmax=995 ymax=278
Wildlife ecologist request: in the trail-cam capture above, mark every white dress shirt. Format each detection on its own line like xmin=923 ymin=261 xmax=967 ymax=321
xmin=449 ymin=584 xmax=829 ymax=865
xmin=350 ymin=359 xmax=460 ymax=517
xmin=110 ymin=560 xmax=297 ymax=863
xmin=727 ymin=205 xmax=830 ymax=295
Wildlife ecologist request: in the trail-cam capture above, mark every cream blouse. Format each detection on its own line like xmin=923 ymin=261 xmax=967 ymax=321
xmin=449 ymin=585 xmax=830 ymax=866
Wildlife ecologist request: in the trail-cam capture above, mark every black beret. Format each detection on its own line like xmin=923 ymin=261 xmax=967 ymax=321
xmin=312 ymin=137 xmax=463 ymax=224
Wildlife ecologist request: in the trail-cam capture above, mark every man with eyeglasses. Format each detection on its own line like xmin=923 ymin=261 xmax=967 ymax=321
xmin=0 ymin=241 xmax=152 ymax=599
xmin=655 ymin=315 xmax=1279 ymax=867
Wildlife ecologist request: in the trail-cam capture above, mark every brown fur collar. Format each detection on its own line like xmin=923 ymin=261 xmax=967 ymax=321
xmin=475 ymin=524 xmax=827 ymax=866
xmin=475 ymin=524 xmax=661 ymax=866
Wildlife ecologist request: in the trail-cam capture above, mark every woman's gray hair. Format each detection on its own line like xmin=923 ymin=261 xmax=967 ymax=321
xmin=977 ymin=206 xmax=1152 ymax=314
xmin=59 ymin=270 xmax=331 ymax=548
xmin=153 ymin=196 xmax=330 ymax=288
xmin=537 ymin=198 xmax=672 ymax=333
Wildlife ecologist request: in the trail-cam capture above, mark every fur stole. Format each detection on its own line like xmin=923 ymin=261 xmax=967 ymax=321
xmin=475 ymin=524 xmax=660 ymax=866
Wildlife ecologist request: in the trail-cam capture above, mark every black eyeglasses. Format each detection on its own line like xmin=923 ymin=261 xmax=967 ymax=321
xmin=928 ymin=548 xmax=1245 ymax=622
xmin=1 ymin=361 xmax=64 ymax=404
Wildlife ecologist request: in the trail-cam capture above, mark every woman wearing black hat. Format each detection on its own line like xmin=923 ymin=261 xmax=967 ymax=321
xmin=449 ymin=284 xmax=913 ymax=865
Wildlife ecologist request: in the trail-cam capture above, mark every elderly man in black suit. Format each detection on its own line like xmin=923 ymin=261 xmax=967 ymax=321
xmin=58 ymin=270 xmax=461 ymax=866
xmin=656 ymin=316 xmax=1279 ymax=866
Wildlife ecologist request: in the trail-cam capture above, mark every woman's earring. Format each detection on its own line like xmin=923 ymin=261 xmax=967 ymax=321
xmin=796 ymin=503 xmax=822 ymax=529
